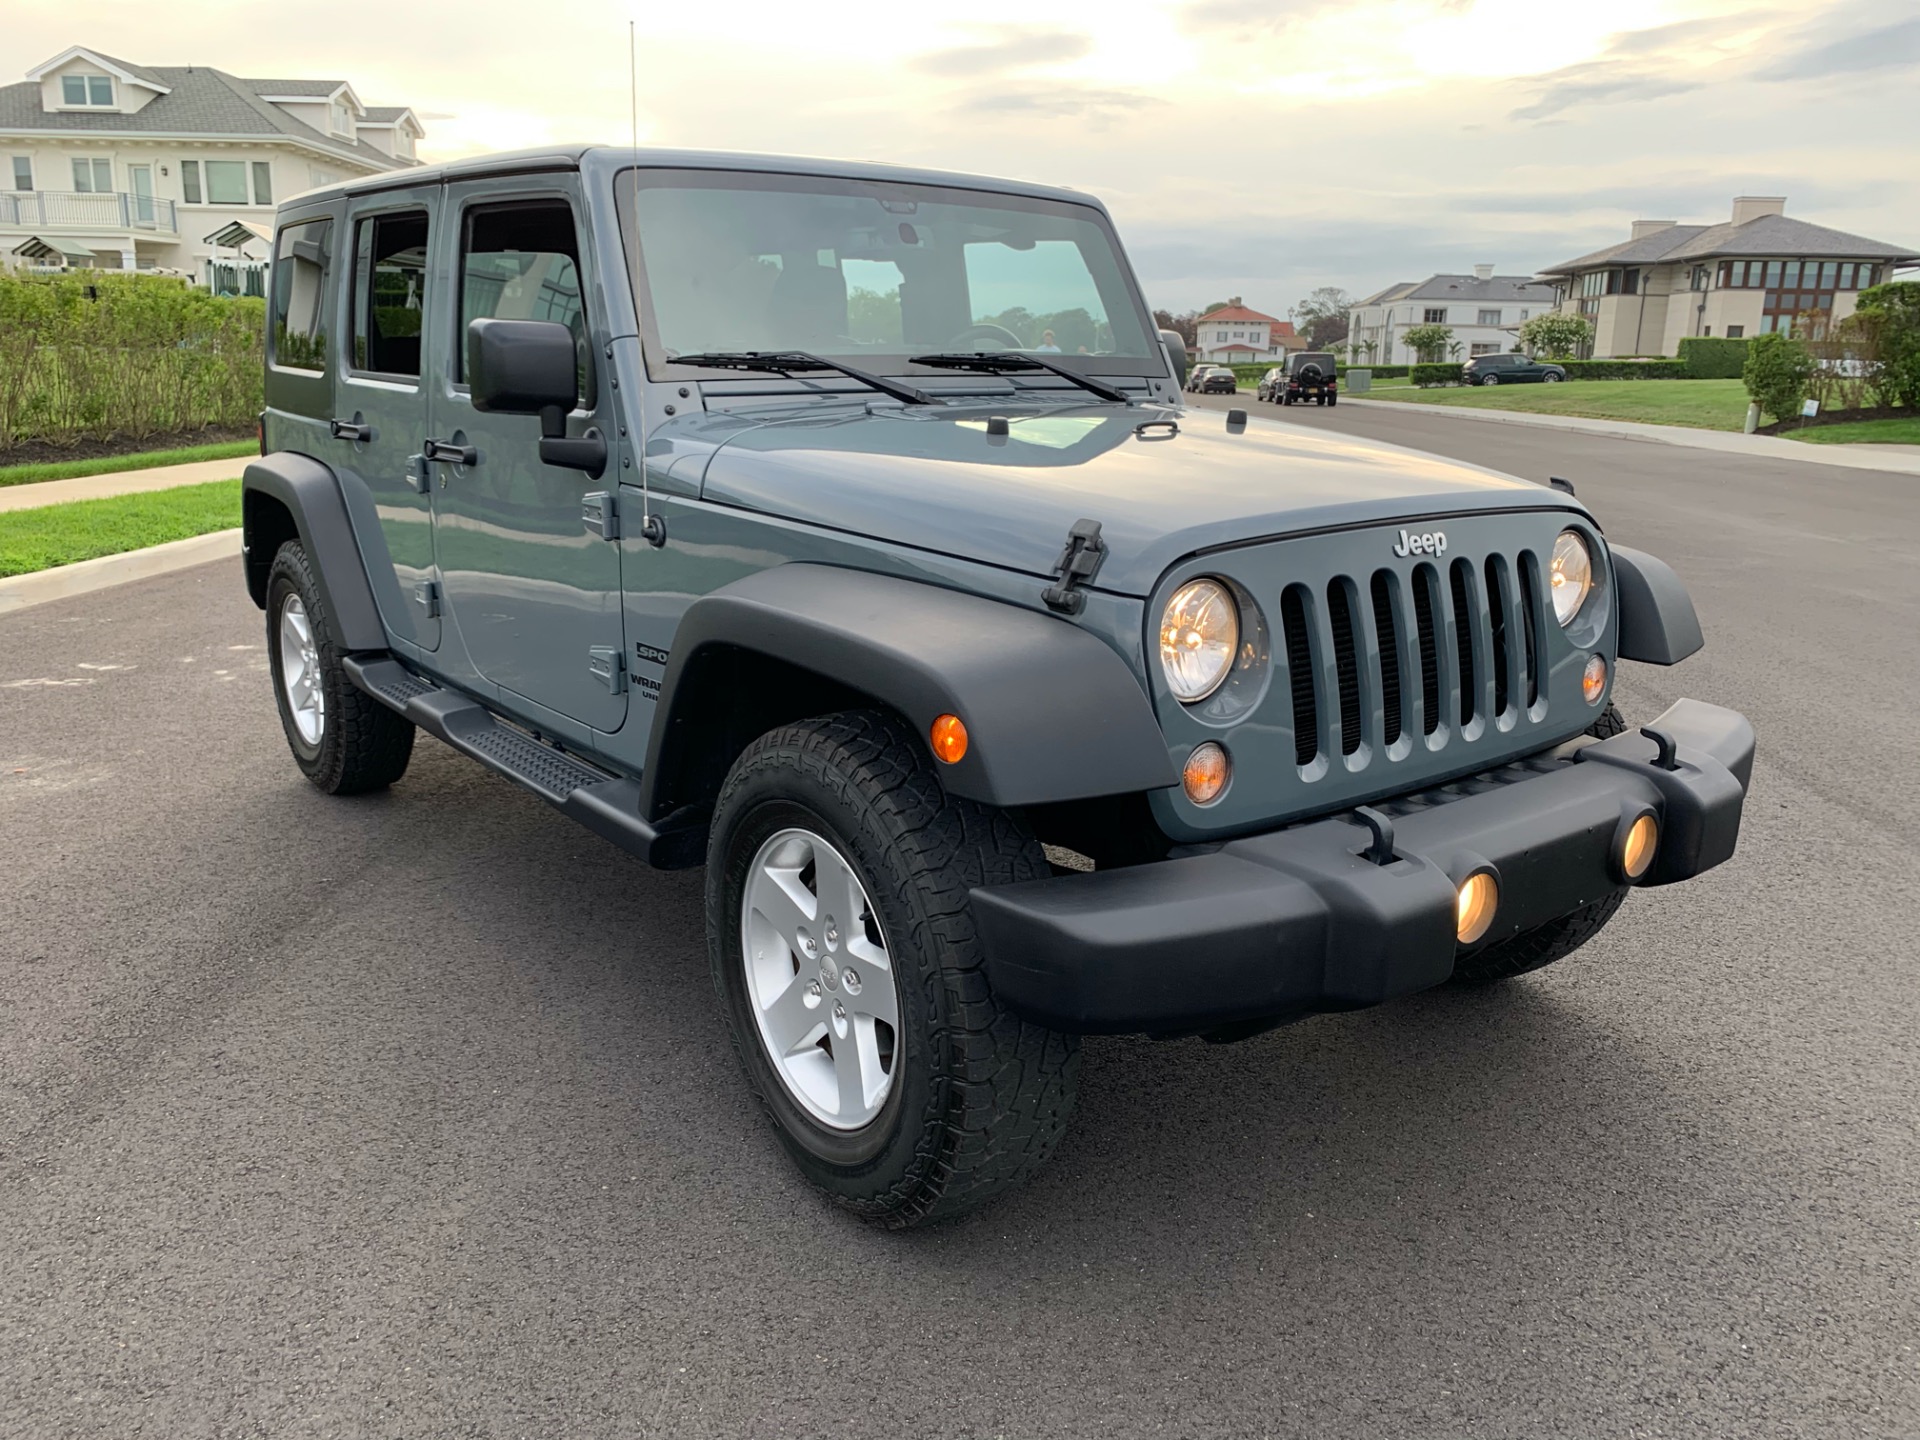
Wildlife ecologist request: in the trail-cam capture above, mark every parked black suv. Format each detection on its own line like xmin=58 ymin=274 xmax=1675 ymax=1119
xmin=1464 ymin=353 xmax=1567 ymax=386
xmin=1279 ymin=352 xmax=1338 ymax=406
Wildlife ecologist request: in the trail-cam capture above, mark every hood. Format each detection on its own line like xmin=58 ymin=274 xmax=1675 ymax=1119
xmin=693 ymin=403 xmax=1579 ymax=596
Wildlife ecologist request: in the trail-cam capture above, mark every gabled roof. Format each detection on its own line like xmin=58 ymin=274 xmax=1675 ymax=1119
xmin=361 ymin=106 xmax=421 ymax=129
xmin=1540 ymin=213 xmax=1918 ymax=276
xmin=0 ymin=63 xmax=413 ymax=171
xmin=1271 ymin=320 xmax=1296 ymax=337
xmin=26 ymin=47 xmax=171 ymax=93
xmin=1198 ymin=303 xmax=1282 ymax=324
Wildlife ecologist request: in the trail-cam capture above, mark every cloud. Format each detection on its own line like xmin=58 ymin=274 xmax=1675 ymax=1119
xmin=1509 ymin=65 xmax=1701 ymax=121
xmin=911 ymin=29 xmax=1093 ymax=77
xmin=956 ymin=87 xmax=1165 ymax=119
xmin=1603 ymin=16 xmax=1759 ymax=56
xmin=1755 ymin=14 xmax=1920 ymax=79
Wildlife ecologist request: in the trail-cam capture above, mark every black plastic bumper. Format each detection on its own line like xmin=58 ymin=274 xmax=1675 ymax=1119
xmin=973 ymin=699 xmax=1754 ymax=1036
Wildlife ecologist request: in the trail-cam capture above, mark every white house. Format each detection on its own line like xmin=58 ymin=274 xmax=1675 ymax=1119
xmin=1534 ymin=198 xmax=1918 ymax=357
xmin=1193 ymin=301 xmax=1302 ymax=364
xmin=1346 ymin=266 xmax=1556 ymax=364
xmin=0 ymin=46 xmax=423 ymax=290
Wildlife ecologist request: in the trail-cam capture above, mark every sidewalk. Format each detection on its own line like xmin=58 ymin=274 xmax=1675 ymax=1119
xmin=1342 ymin=397 xmax=1920 ymax=477
xmin=0 ymin=455 xmax=250 ymax=514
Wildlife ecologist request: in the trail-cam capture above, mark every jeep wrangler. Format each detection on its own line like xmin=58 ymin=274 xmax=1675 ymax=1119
xmin=244 ymin=147 xmax=1753 ymax=1228
xmin=1279 ymin=351 xmax=1339 ymax=406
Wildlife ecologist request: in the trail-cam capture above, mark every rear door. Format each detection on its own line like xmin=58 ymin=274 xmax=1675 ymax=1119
xmin=430 ymin=176 xmax=626 ymax=733
xmin=337 ymin=185 xmax=442 ymax=652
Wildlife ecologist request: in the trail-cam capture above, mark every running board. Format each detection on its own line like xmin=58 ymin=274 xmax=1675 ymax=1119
xmin=343 ymin=656 xmax=705 ymax=868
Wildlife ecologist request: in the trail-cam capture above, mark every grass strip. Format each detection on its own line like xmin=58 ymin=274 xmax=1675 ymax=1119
xmin=0 ymin=479 xmax=241 ymax=577
xmin=0 ymin=440 xmax=256 ymax=488
xmin=1785 ymin=418 xmax=1920 ymax=445
xmin=1356 ymin=378 xmax=1752 ymax=431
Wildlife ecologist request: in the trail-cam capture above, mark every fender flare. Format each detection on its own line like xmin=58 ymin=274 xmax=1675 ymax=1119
xmin=1610 ymin=545 xmax=1704 ymax=665
xmin=641 ymin=565 xmax=1178 ymax=816
xmin=241 ymin=452 xmax=386 ymax=652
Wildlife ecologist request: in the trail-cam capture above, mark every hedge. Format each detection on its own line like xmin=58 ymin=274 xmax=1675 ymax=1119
xmin=0 ymin=273 xmax=264 ymax=447
xmin=1552 ymin=359 xmax=1690 ymax=381
xmin=1677 ymin=336 xmax=1749 ymax=379
xmin=1341 ymin=364 xmax=1410 ymax=378
xmin=1411 ymin=363 xmax=1463 ymax=387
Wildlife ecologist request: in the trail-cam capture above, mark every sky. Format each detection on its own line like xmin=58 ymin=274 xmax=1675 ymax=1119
xmin=14 ymin=0 xmax=1919 ymax=316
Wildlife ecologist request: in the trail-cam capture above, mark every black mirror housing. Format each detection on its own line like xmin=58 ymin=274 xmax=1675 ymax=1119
xmin=468 ymin=318 xmax=577 ymax=422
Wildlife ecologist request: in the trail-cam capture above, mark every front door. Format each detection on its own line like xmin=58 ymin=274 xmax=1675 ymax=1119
xmin=430 ymin=178 xmax=626 ymax=733
xmin=127 ymin=165 xmax=154 ymax=225
xmin=336 ymin=185 xmax=442 ymax=652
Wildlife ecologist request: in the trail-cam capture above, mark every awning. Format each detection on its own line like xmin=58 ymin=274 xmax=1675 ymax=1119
xmin=202 ymin=219 xmax=272 ymax=250
xmin=12 ymin=235 xmax=98 ymax=263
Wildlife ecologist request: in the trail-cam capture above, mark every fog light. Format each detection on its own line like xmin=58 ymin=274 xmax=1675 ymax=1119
xmin=1582 ymin=653 xmax=1607 ymax=704
xmin=1456 ymin=871 xmax=1498 ymax=944
xmin=1621 ymin=813 xmax=1659 ymax=880
xmin=929 ymin=713 xmax=968 ymax=764
xmin=1183 ymin=742 xmax=1229 ymax=805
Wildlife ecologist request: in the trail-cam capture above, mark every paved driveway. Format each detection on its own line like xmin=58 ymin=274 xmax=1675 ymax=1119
xmin=3 ymin=407 xmax=1916 ymax=1438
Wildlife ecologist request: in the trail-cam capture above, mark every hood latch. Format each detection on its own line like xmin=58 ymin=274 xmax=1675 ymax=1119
xmin=1042 ymin=518 xmax=1106 ymax=616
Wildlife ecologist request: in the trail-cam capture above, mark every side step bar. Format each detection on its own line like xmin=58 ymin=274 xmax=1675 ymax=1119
xmin=343 ymin=656 xmax=705 ymax=868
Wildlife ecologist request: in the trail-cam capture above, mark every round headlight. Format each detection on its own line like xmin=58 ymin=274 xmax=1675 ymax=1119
xmin=1549 ymin=530 xmax=1593 ymax=626
xmin=1160 ymin=579 xmax=1239 ymax=703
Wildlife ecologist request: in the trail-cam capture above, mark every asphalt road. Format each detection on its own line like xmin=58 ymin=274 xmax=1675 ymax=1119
xmin=4 ymin=403 xmax=1917 ymax=1438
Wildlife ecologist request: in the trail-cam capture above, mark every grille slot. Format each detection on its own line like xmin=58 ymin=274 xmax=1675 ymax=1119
xmin=1328 ymin=580 xmax=1363 ymax=756
xmin=1371 ymin=570 xmax=1402 ymax=747
xmin=1486 ymin=555 xmax=1512 ymax=718
xmin=1450 ymin=558 xmax=1477 ymax=728
xmin=1519 ymin=553 xmax=1542 ymax=707
xmin=1413 ymin=568 xmax=1441 ymax=736
xmin=1281 ymin=584 xmax=1318 ymax=767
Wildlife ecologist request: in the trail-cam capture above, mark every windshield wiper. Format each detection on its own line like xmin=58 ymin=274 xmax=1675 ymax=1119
xmin=908 ymin=352 xmax=1133 ymax=405
xmin=668 ymin=351 xmax=942 ymax=407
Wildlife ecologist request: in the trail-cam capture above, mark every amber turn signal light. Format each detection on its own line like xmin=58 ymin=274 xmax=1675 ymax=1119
xmin=930 ymin=713 xmax=969 ymax=764
xmin=1183 ymin=742 xmax=1229 ymax=805
xmin=1456 ymin=871 xmax=1499 ymax=945
xmin=1582 ymin=653 xmax=1608 ymax=705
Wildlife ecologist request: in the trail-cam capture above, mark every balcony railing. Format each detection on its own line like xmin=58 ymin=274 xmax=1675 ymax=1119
xmin=0 ymin=190 xmax=178 ymax=234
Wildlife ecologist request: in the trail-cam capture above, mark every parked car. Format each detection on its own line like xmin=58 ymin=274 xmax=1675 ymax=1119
xmin=1464 ymin=353 xmax=1567 ymax=385
xmin=1255 ymin=366 xmax=1286 ymax=402
xmin=1279 ymin=351 xmax=1339 ymax=406
xmin=243 ymin=144 xmax=1752 ymax=1228
xmin=1188 ymin=364 xmax=1238 ymax=394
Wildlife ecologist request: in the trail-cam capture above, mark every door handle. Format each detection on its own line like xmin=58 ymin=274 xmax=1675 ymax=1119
xmin=329 ymin=418 xmax=373 ymax=442
xmin=423 ymin=438 xmax=477 ymax=466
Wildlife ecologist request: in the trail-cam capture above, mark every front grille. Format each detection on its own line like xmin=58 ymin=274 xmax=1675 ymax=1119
xmin=1280 ymin=543 xmax=1550 ymax=773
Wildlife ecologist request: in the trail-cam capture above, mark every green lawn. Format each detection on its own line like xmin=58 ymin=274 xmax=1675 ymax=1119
xmin=1359 ymin=378 xmax=1752 ymax=431
xmin=0 ymin=439 xmax=256 ymax=489
xmin=0 ymin=480 xmax=241 ymax=577
xmin=1786 ymin=418 xmax=1920 ymax=446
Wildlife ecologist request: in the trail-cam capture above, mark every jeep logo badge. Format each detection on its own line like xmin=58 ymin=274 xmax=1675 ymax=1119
xmin=1392 ymin=528 xmax=1448 ymax=558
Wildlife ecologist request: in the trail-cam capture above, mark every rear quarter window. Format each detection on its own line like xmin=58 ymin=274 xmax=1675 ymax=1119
xmin=270 ymin=219 xmax=334 ymax=373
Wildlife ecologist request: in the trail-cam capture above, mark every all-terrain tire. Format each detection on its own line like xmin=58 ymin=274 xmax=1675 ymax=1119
xmin=707 ymin=710 xmax=1079 ymax=1228
xmin=1448 ymin=703 xmax=1631 ymax=985
xmin=265 ymin=540 xmax=415 ymax=795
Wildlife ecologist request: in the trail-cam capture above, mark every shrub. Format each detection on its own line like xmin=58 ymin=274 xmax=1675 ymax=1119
xmin=1410 ymin=363 xmax=1463 ymax=387
xmin=0 ymin=273 xmax=264 ymax=447
xmin=1517 ymin=312 xmax=1593 ymax=360
xmin=1742 ymin=331 xmax=1816 ymax=424
xmin=1553 ymin=359 xmax=1691 ymax=380
xmin=1850 ymin=281 xmax=1920 ymax=410
xmin=1677 ymin=336 xmax=1749 ymax=379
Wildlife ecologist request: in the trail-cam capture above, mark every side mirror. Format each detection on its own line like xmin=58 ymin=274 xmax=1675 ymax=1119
xmin=1158 ymin=328 xmax=1189 ymax=388
xmin=467 ymin=317 xmax=605 ymax=479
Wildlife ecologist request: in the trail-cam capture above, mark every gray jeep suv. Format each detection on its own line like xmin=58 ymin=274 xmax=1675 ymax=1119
xmin=244 ymin=146 xmax=1753 ymax=1227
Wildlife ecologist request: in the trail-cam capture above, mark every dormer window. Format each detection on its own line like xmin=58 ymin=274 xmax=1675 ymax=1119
xmin=331 ymin=99 xmax=352 ymax=135
xmin=62 ymin=74 xmax=115 ymax=106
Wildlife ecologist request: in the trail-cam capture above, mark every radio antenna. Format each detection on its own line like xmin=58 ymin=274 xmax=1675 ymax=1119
xmin=630 ymin=17 xmax=665 ymax=546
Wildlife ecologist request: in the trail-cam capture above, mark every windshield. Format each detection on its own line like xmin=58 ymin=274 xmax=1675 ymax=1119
xmin=617 ymin=168 xmax=1159 ymax=379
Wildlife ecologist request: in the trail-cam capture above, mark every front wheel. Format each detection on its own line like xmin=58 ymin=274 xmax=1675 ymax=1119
xmin=707 ymin=711 xmax=1079 ymax=1227
xmin=1542 ymin=372 xmax=1562 ymax=383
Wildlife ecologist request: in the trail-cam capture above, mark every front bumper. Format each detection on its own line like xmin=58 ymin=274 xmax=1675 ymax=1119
xmin=974 ymin=699 xmax=1754 ymax=1036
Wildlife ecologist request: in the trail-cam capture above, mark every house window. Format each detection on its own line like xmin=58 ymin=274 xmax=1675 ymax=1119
xmin=1690 ymin=266 xmax=1709 ymax=291
xmin=331 ymin=100 xmax=351 ymax=134
xmin=71 ymin=158 xmax=111 ymax=193
xmin=352 ymin=210 xmax=430 ymax=376
xmin=1470 ymin=342 xmax=1499 ymax=356
xmin=251 ymin=162 xmax=273 ymax=205
xmin=1423 ymin=308 xmax=1447 ymax=323
xmin=204 ymin=160 xmax=249 ymax=205
xmin=270 ymin=218 xmax=333 ymax=372
xmin=11 ymin=157 xmax=30 ymax=191
xmin=181 ymin=161 xmax=200 ymax=203
xmin=62 ymin=75 xmax=114 ymax=106
xmin=1725 ymin=325 xmax=1743 ymax=338
xmin=1477 ymin=309 xmax=1501 ymax=326
xmin=1621 ymin=268 xmax=1640 ymax=295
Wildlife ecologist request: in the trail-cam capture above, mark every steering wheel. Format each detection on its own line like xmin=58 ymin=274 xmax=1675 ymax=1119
xmin=944 ymin=322 xmax=1024 ymax=351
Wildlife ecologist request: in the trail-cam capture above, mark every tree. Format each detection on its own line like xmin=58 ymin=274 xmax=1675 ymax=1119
xmin=1153 ymin=308 xmax=1198 ymax=347
xmin=1293 ymin=286 xmax=1352 ymax=350
xmin=1849 ymin=280 xmax=1920 ymax=409
xmin=1743 ymin=330 xmax=1816 ymax=425
xmin=1517 ymin=312 xmax=1592 ymax=360
xmin=1402 ymin=323 xmax=1454 ymax=363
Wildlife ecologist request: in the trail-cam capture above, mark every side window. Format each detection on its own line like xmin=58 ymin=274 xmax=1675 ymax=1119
xmin=458 ymin=201 xmax=588 ymax=394
xmin=269 ymin=219 xmax=333 ymax=373
xmin=351 ymin=210 xmax=429 ymax=378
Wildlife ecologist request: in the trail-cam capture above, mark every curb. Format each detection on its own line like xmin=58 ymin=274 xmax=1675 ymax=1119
xmin=1338 ymin=397 xmax=1920 ymax=476
xmin=0 ymin=528 xmax=241 ymax=618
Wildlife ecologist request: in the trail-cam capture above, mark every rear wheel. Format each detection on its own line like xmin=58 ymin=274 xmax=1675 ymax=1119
xmin=1543 ymin=372 xmax=1562 ymax=383
xmin=1327 ymin=392 xmax=1338 ymax=406
xmin=708 ymin=711 xmax=1079 ymax=1227
xmin=1482 ymin=374 xmax=1500 ymax=386
xmin=265 ymin=541 xmax=414 ymax=795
